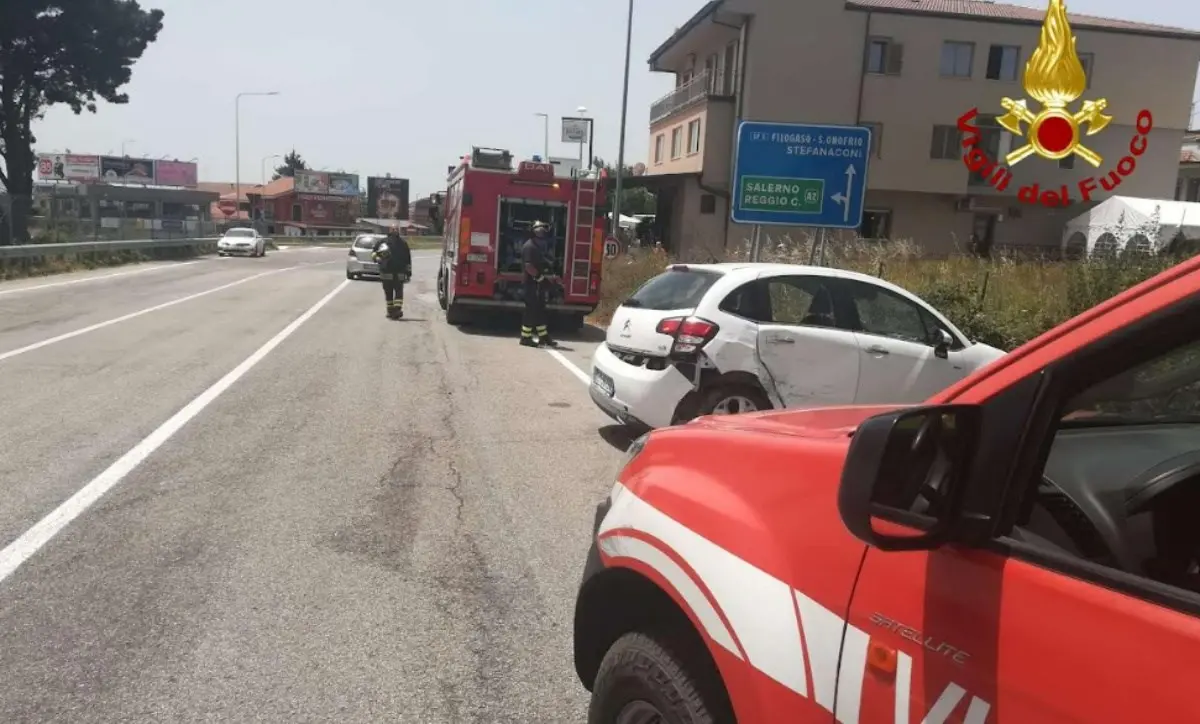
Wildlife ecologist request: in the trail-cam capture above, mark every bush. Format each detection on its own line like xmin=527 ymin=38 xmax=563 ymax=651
xmin=593 ymin=236 xmax=1179 ymax=351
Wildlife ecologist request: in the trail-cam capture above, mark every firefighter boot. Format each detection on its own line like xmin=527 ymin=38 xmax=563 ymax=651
xmin=535 ymin=325 xmax=557 ymax=348
xmin=520 ymin=326 xmax=538 ymax=347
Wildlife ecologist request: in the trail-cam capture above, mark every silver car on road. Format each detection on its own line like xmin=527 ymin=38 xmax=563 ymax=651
xmin=346 ymin=234 xmax=385 ymax=280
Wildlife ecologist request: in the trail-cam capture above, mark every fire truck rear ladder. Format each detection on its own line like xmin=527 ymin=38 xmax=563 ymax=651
xmin=569 ymin=172 xmax=599 ymax=298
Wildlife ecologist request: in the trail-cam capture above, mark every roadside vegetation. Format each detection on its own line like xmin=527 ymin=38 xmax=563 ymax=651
xmin=0 ymin=245 xmax=210 ymax=282
xmin=593 ymin=236 xmax=1183 ymax=351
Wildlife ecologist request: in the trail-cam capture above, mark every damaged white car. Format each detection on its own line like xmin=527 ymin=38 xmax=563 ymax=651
xmin=588 ymin=263 xmax=1006 ymax=430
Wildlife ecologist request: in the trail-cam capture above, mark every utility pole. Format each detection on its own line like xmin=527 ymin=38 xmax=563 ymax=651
xmin=612 ymin=0 xmax=634 ymax=236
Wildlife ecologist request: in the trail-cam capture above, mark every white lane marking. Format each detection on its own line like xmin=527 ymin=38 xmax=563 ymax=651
xmin=0 ymin=261 xmax=336 ymax=363
xmin=546 ymin=349 xmax=590 ymax=385
xmin=0 ymin=261 xmax=202 ymax=298
xmin=0 ymin=279 xmax=351 ymax=585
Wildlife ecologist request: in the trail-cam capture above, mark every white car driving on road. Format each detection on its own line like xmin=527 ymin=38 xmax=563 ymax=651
xmin=589 ymin=262 xmax=1006 ymax=430
xmin=217 ymin=227 xmax=267 ymax=257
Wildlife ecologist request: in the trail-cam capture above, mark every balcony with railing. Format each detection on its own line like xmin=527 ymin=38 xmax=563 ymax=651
xmin=649 ymin=70 xmax=732 ymax=125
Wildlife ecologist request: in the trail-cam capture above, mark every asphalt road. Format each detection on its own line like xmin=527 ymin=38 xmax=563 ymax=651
xmin=0 ymin=246 xmax=629 ymax=722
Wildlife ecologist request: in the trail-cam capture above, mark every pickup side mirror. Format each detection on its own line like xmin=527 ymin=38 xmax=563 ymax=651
xmin=934 ymin=328 xmax=954 ymax=359
xmin=838 ymin=405 xmax=981 ymax=551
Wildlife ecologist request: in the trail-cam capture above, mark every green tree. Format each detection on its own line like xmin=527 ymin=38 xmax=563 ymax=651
xmin=593 ymin=157 xmax=656 ymax=218
xmin=0 ymin=0 xmax=164 ymax=244
xmin=272 ymin=150 xmax=307 ymax=180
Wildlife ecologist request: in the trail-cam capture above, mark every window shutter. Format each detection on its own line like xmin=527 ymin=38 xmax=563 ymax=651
xmin=885 ymin=43 xmax=904 ymax=74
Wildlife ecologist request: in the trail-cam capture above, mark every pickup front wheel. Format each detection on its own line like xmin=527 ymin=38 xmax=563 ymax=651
xmin=588 ymin=631 xmax=733 ymax=724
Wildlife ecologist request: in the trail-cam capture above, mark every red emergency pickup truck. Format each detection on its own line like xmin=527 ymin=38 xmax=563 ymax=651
xmin=574 ymin=253 xmax=1200 ymax=723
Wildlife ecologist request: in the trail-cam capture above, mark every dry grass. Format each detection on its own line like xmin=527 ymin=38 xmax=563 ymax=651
xmin=592 ymin=234 xmax=1179 ymax=350
xmin=0 ymin=246 xmax=212 ymax=282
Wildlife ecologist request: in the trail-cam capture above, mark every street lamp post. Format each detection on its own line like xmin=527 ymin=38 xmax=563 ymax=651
xmin=613 ymin=0 xmax=634 ymax=237
xmin=235 ymin=91 xmax=280 ymax=223
xmin=534 ymin=113 xmax=550 ymax=161
xmin=261 ymin=154 xmax=282 ymax=185
xmin=575 ymin=106 xmax=595 ymax=172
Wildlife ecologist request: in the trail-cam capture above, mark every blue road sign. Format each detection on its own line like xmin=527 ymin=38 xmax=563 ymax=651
xmin=731 ymin=121 xmax=872 ymax=229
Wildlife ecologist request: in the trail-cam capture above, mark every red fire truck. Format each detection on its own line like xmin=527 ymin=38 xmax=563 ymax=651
xmin=436 ymin=147 xmax=607 ymax=329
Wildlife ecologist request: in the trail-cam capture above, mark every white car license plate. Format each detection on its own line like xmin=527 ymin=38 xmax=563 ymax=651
xmin=363 ymin=263 xmax=378 ymax=271
xmin=593 ymin=370 xmax=615 ymax=398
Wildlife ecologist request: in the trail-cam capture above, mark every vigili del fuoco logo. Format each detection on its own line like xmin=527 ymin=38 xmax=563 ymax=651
xmin=958 ymin=0 xmax=1153 ymax=207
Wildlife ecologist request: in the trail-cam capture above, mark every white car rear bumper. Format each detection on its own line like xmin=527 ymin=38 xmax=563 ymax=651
xmin=589 ymin=343 xmax=694 ymax=430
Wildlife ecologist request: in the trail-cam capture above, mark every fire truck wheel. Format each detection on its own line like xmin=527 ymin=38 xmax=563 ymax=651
xmin=445 ymin=303 xmax=469 ymax=326
xmin=436 ymin=271 xmax=449 ymax=310
xmin=588 ymin=630 xmax=733 ymax=724
xmin=557 ymin=313 xmax=585 ymax=332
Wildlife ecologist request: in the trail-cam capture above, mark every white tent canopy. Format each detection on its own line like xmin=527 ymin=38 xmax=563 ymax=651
xmin=606 ymin=212 xmax=640 ymax=230
xmin=1062 ymin=196 xmax=1200 ymax=257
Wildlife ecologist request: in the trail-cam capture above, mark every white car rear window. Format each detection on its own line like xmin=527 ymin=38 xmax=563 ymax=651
xmin=353 ymin=236 xmax=380 ymax=250
xmin=623 ymin=268 xmax=723 ymax=311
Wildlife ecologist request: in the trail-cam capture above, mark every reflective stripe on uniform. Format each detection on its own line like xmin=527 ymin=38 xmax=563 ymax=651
xmin=521 ymin=326 xmax=534 ymax=338
xmin=535 ymin=325 xmax=548 ymax=336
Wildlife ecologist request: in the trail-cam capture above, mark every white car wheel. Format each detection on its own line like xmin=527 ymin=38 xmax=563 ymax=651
xmin=700 ymin=385 xmax=772 ymax=417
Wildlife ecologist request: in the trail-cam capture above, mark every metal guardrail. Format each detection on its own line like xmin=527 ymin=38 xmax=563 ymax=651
xmin=0 ymin=237 xmax=217 ymax=260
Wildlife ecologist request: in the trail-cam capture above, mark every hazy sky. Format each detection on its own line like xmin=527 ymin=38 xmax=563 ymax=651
xmin=31 ymin=0 xmax=1200 ymax=197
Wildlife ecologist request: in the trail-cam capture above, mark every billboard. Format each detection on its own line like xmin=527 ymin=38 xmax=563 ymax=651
xmin=155 ymin=160 xmax=198 ymax=187
xmin=100 ymin=156 xmax=156 ymax=184
xmin=327 ymin=172 xmax=360 ymax=196
xmin=562 ymin=117 xmax=591 ymax=143
xmin=294 ymin=170 xmax=329 ymax=194
xmin=37 ymin=154 xmax=100 ymax=182
xmin=366 ymin=177 xmax=409 ymax=219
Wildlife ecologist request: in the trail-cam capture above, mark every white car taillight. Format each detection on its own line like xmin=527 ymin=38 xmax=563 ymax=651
xmin=656 ymin=316 xmax=719 ymax=356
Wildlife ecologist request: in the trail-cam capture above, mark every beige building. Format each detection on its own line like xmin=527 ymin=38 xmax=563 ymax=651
xmin=641 ymin=0 xmax=1200 ymax=258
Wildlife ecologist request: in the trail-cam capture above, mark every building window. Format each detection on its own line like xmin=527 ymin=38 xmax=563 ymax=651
xmin=1188 ymin=178 xmax=1200 ymax=202
xmin=1059 ymin=155 xmax=1075 ymax=170
xmin=866 ymin=37 xmax=903 ymax=75
xmin=861 ymin=122 xmax=883 ymax=158
xmin=687 ymin=119 xmax=702 ymax=154
xmin=940 ymin=41 xmax=974 ymax=78
xmin=930 ymin=125 xmax=962 ymax=160
xmin=1078 ymin=53 xmax=1094 ymax=87
xmin=968 ymin=114 xmax=1013 ymax=185
xmin=724 ymin=41 xmax=739 ymax=94
xmin=654 ymin=134 xmax=664 ymax=164
xmin=986 ymin=45 xmax=1021 ymax=81
xmin=860 ymin=209 xmax=892 ymax=240
xmin=671 ymin=127 xmax=683 ymax=159
xmin=700 ymin=194 xmax=717 ymax=214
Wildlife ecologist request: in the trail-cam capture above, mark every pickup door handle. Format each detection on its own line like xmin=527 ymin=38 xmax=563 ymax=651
xmin=770 ymin=336 xmax=796 ymax=344
xmin=866 ymin=345 xmax=890 ymax=355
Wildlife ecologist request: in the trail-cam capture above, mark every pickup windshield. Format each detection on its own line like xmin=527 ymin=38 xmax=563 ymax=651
xmin=623 ymin=268 xmax=722 ymax=311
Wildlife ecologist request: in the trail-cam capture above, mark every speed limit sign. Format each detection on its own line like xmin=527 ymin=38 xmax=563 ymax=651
xmin=604 ymin=237 xmax=620 ymax=259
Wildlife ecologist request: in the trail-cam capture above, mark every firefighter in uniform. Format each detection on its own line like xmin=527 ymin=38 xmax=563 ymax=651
xmin=520 ymin=220 xmax=557 ymax=347
xmin=372 ymin=225 xmax=412 ymax=319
